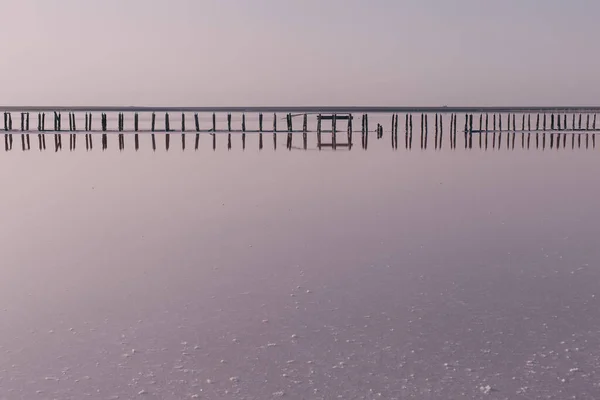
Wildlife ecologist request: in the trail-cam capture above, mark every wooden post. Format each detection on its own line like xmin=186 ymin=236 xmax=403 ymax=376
xmin=349 ymin=113 xmax=354 ymax=149
xmin=273 ymin=113 xmax=277 ymax=150
xmin=332 ymin=114 xmax=337 ymax=150
xmin=242 ymin=113 xmax=246 ymax=150
xmin=594 ymin=114 xmax=597 ymax=130
xmin=317 ymin=114 xmax=322 ymax=150
xmin=464 ymin=114 xmax=468 ymax=149
xmin=151 ymin=112 xmax=156 ymax=132
xmin=392 ymin=114 xmax=398 ymax=149
xmin=535 ymin=114 xmax=539 ymax=130
xmin=578 ymin=114 xmax=582 ymax=130
xmin=212 ymin=113 xmax=216 ymax=151
xmin=420 ymin=114 xmax=424 ymax=149
xmin=165 ymin=113 xmax=170 ymax=132
xmin=469 ymin=114 xmax=473 ymax=149
xmin=135 ymin=130 xmax=139 ymax=151
xmin=449 ymin=114 xmax=454 ymax=149
xmin=439 ymin=114 xmax=443 ymax=149
xmin=572 ymin=114 xmax=576 ymax=130
xmin=551 ymin=114 xmax=554 ymax=130
xmin=424 ymin=114 xmax=428 ymax=149
xmin=134 ymin=113 xmax=139 ymax=131
xmin=259 ymin=113 xmax=263 ymax=150
xmin=404 ymin=114 xmax=408 ymax=149
xmin=194 ymin=113 xmax=200 ymax=131
xmin=227 ymin=113 xmax=232 ymax=150
xmin=286 ymin=113 xmax=292 ymax=150
xmin=165 ymin=127 xmax=170 ymax=151
xmin=302 ymin=114 xmax=308 ymax=150
xmin=181 ymin=113 xmax=186 ymax=132
xmin=365 ymin=114 xmax=369 ymax=149
xmin=586 ymin=114 xmax=590 ymax=130
xmin=478 ymin=114 xmax=482 ymax=148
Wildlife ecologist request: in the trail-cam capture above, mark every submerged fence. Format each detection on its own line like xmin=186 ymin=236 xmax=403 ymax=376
xmin=1 ymin=106 xmax=599 ymax=152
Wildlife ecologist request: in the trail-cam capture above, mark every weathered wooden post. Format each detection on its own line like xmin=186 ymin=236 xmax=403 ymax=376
xmin=393 ymin=114 xmax=398 ymax=149
xmin=469 ymin=114 xmax=473 ymax=149
xmin=594 ymin=114 xmax=597 ymax=130
xmin=194 ymin=113 xmax=200 ymax=150
xmin=478 ymin=114 xmax=482 ymax=148
xmin=132 ymin=112 xmax=138 ymax=150
xmin=227 ymin=113 xmax=232 ymax=150
xmin=181 ymin=113 xmax=186 ymax=151
xmin=408 ymin=114 xmax=411 ymax=149
xmin=332 ymin=114 xmax=337 ymax=150
xmin=165 ymin=112 xmax=171 ymax=132
xmin=273 ymin=112 xmax=277 ymax=150
xmin=259 ymin=113 xmax=263 ymax=150
xmin=303 ymin=113 xmax=308 ymax=150
xmin=420 ymin=113 xmax=424 ymax=149
xmin=286 ymin=113 xmax=292 ymax=150
xmin=151 ymin=112 xmax=156 ymax=132
xmin=365 ymin=114 xmax=369 ymax=150
xmin=439 ymin=114 xmax=443 ymax=149
xmin=101 ymin=113 xmax=107 ymax=150
xmin=242 ymin=113 xmax=246 ymax=150
xmin=404 ymin=114 xmax=408 ymax=149
xmin=586 ymin=114 xmax=590 ymax=130
xmin=302 ymin=114 xmax=308 ymax=150
xmin=318 ymin=114 xmax=323 ymax=150
xmin=165 ymin=126 xmax=170 ymax=151
xmin=578 ymin=114 xmax=582 ymax=130
xmin=348 ymin=113 xmax=354 ymax=149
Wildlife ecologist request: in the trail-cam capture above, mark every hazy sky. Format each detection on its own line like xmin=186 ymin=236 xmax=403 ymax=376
xmin=1 ymin=0 xmax=600 ymax=106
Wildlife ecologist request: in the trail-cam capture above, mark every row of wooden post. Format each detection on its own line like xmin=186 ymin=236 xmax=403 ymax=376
xmin=0 ymin=111 xmax=599 ymax=152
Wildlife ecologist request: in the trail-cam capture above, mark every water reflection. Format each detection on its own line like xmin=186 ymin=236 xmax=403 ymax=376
xmin=0 ymin=144 xmax=599 ymax=399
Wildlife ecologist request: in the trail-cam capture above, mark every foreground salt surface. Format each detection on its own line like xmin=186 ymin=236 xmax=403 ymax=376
xmin=3 ymin=255 xmax=600 ymax=400
xmin=1 ymin=147 xmax=600 ymax=399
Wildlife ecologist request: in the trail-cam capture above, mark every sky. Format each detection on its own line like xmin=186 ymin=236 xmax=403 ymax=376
xmin=1 ymin=0 xmax=600 ymax=106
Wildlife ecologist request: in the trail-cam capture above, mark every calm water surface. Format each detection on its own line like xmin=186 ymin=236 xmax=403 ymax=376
xmin=1 ymin=134 xmax=600 ymax=399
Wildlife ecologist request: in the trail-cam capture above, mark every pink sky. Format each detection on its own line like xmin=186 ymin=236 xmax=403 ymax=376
xmin=1 ymin=0 xmax=600 ymax=106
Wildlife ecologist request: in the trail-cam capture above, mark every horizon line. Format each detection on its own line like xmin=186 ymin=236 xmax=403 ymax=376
xmin=1 ymin=106 xmax=600 ymax=113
